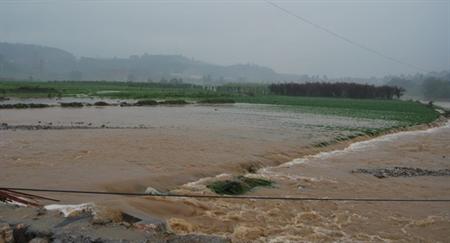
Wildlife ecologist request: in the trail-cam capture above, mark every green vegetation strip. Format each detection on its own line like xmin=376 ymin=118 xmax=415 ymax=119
xmin=0 ymin=81 xmax=440 ymax=125
xmin=207 ymin=176 xmax=273 ymax=195
xmin=0 ymin=81 xmax=220 ymax=99
xmin=234 ymin=95 xmax=439 ymax=125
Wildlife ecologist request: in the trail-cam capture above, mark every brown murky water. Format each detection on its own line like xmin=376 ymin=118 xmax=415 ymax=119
xmin=124 ymin=121 xmax=449 ymax=242
xmin=0 ymin=103 xmax=394 ymax=196
xmin=1 ymin=102 xmax=449 ymax=241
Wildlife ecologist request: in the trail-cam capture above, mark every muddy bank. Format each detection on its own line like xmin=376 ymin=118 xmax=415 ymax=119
xmin=353 ymin=167 xmax=450 ymax=178
xmin=0 ymin=103 xmax=50 ymax=109
xmin=0 ymin=123 xmax=151 ymax=130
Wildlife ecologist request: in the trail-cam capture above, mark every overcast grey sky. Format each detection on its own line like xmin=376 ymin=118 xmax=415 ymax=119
xmin=0 ymin=0 xmax=449 ymax=77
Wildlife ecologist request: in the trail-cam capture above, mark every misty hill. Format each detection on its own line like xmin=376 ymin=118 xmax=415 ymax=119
xmin=0 ymin=42 xmax=300 ymax=83
xmin=0 ymin=43 xmax=77 ymax=80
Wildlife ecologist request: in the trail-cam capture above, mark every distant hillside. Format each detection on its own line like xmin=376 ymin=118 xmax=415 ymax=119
xmin=0 ymin=42 xmax=301 ymax=83
xmin=0 ymin=43 xmax=77 ymax=80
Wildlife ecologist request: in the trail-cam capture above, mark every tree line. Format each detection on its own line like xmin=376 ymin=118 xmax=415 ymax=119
xmin=269 ymin=82 xmax=405 ymax=99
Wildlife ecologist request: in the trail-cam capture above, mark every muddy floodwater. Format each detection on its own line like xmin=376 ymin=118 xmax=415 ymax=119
xmin=1 ymin=100 xmax=449 ymax=242
xmin=121 ymin=122 xmax=450 ymax=242
xmin=0 ymin=103 xmax=396 ymax=193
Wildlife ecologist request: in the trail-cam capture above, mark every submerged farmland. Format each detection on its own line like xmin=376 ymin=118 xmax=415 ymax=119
xmin=0 ymin=81 xmax=446 ymax=242
xmin=0 ymin=92 xmax=439 ymax=196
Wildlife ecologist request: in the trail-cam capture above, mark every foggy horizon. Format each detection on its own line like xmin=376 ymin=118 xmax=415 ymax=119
xmin=1 ymin=0 xmax=449 ymax=78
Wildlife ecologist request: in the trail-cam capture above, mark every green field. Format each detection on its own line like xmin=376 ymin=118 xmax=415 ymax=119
xmin=0 ymin=81 xmax=440 ymax=126
xmin=234 ymin=96 xmax=439 ymax=125
xmin=0 ymin=81 xmax=218 ymax=99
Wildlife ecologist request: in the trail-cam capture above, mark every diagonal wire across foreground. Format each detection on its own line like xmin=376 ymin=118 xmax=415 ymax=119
xmin=1 ymin=187 xmax=450 ymax=202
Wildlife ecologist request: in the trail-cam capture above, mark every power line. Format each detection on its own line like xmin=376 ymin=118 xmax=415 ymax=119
xmin=264 ymin=0 xmax=429 ymax=73
xmin=2 ymin=187 xmax=450 ymax=202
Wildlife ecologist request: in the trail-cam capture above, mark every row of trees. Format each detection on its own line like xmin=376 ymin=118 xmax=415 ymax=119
xmin=269 ymin=82 xmax=405 ymax=99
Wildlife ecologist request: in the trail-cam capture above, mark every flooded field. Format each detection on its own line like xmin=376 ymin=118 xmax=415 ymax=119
xmin=0 ymin=101 xmax=398 ymax=129
xmin=126 ymin=121 xmax=450 ymax=242
xmin=1 ymin=99 xmax=448 ymax=242
xmin=0 ymin=101 xmax=398 ymax=196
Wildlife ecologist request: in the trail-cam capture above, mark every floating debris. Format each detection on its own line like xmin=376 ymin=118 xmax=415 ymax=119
xmin=352 ymin=167 xmax=450 ymax=178
xmin=0 ymin=189 xmax=59 ymax=207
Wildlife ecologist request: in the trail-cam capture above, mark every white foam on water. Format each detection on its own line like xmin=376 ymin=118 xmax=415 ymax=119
xmin=179 ymin=173 xmax=232 ymax=191
xmin=45 ymin=203 xmax=95 ymax=217
xmin=269 ymin=120 xmax=450 ymax=169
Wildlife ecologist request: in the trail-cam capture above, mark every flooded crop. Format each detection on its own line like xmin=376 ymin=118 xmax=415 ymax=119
xmin=0 ymin=98 xmax=447 ymax=242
